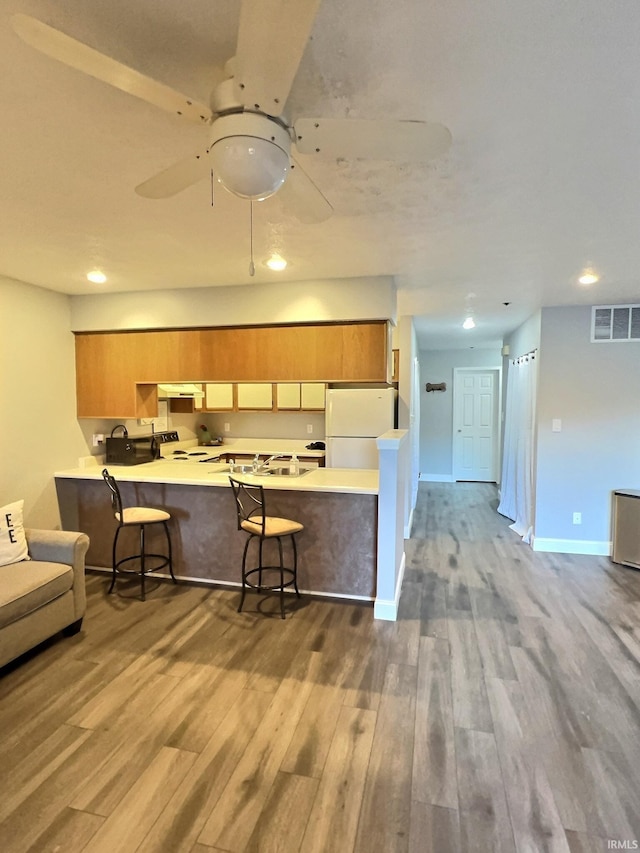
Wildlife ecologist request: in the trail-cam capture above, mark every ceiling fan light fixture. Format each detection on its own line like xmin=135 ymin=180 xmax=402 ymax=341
xmin=209 ymin=113 xmax=291 ymax=201
xmin=463 ymin=316 xmax=475 ymax=330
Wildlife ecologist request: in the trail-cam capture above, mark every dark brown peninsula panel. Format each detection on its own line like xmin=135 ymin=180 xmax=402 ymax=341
xmin=55 ymin=477 xmax=377 ymax=599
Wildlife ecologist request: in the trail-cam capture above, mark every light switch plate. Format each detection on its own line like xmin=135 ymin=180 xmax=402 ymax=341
xmin=552 ymin=419 xmax=562 ymax=432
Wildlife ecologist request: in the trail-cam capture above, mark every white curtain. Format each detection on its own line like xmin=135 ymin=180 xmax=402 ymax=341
xmin=498 ymin=352 xmax=537 ymax=543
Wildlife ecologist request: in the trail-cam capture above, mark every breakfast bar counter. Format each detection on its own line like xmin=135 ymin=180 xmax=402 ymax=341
xmin=55 ymin=460 xmax=379 ymax=599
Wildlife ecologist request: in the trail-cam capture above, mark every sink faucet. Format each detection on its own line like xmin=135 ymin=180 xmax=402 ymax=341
xmin=252 ymin=453 xmax=287 ymax=472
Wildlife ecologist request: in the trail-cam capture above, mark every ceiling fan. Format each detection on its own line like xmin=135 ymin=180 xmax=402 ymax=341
xmin=11 ymin=0 xmax=452 ymax=224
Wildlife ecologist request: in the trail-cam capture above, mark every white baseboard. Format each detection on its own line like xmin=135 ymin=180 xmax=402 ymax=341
xmin=532 ymin=538 xmax=612 ymax=556
xmin=86 ymin=566 xmax=374 ymax=602
xmin=404 ymin=504 xmax=414 ymax=539
xmin=374 ymin=552 xmax=406 ymax=621
xmin=420 ymin=473 xmax=455 ymax=483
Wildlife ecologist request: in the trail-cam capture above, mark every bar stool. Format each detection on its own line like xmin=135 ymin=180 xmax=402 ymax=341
xmin=229 ymin=476 xmax=303 ymax=619
xmin=102 ymin=468 xmax=176 ymax=600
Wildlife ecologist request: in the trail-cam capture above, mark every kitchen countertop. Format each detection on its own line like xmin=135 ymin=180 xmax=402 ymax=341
xmin=55 ymin=458 xmax=378 ymax=496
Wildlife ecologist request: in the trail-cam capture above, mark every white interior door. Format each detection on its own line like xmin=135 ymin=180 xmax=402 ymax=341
xmin=453 ymin=368 xmax=500 ymax=482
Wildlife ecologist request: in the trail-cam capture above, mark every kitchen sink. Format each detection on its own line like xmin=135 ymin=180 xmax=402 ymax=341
xmin=263 ymin=466 xmax=311 ymax=477
xmin=225 ymin=464 xmax=254 ymax=475
xmin=224 ymin=464 xmax=311 ymax=477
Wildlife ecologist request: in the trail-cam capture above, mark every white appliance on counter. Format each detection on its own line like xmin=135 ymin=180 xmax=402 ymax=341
xmin=325 ymin=388 xmax=396 ymax=468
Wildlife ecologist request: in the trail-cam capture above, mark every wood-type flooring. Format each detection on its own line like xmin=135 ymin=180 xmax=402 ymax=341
xmin=0 ymin=482 xmax=638 ymax=852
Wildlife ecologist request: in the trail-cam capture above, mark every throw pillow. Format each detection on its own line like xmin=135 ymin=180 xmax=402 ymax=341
xmin=0 ymin=500 xmax=30 ymax=567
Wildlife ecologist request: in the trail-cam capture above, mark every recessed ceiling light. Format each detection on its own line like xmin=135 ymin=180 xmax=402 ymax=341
xmin=463 ymin=317 xmax=475 ymax=330
xmin=87 ymin=270 xmax=107 ymax=284
xmin=265 ymin=254 xmax=287 ymax=271
xmin=578 ymin=269 xmax=599 ymax=285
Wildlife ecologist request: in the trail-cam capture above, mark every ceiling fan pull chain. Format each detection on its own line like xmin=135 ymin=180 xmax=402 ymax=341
xmin=249 ymin=200 xmax=255 ymax=276
xmin=210 ymin=169 xmax=215 ymax=207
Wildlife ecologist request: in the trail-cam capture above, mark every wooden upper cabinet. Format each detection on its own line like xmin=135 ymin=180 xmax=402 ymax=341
xmin=276 ymin=383 xmax=302 ymax=410
xmin=204 ymin=383 xmax=234 ymax=411
xmin=74 ymin=321 xmax=389 ymax=417
xmin=198 ymin=322 xmax=388 ymax=381
xmin=301 ymin=383 xmax=326 ymax=410
xmin=75 ymin=333 xmax=135 ymax=418
xmin=135 ymin=329 xmax=202 ymax=381
xmin=236 ymin=383 xmax=273 ymax=410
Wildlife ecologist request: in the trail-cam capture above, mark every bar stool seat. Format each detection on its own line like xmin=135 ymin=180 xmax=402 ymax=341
xmin=241 ymin=516 xmax=303 ymax=537
xmin=102 ymin=468 xmax=176 ymax=601
xmin=117 ymin=507 xmax=170 ymax=525
xmin=229 ymin=476 xmax=303 ymax=619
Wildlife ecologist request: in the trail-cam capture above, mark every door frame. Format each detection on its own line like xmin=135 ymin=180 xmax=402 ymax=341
xmin=452 ymin=367 xmax=503 ymax=482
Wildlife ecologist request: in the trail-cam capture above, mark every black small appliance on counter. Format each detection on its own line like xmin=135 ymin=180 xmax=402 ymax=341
xmin=105 ymin=424 xmax=160 ymax=466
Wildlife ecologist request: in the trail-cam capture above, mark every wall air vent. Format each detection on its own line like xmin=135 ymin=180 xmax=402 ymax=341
xmin=591 ymin=304 xmax=640 ymax=342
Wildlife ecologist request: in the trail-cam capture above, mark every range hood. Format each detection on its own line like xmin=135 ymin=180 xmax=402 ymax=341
xmin=157 ymin=383 xmax=205 ymax=399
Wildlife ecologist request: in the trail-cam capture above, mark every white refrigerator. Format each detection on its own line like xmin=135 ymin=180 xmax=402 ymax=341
xmin=325 ymin=388 xmax=396 ymax=468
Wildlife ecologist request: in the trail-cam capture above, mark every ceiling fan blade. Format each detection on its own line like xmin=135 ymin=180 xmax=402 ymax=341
xmin=294 ymin=118 xmax=452 ymax=161
xmin=11 ymin=14 xmax=212 ymax=125
xmin=135 ymin=153 xmax=210 ymax=199
xmin=233 ymin=0 xmax=322 ymax=117
xmin=278 ymin=158 xmax=332 ymax=224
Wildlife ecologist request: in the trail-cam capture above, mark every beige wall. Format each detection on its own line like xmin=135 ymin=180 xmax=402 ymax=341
xmin=70 ymin=276 xmax=396 ymax=331
xmin=0 ymin=277 xmax=87 ymax=528
xmin=534 ymin=305 xmax=640 ymax=546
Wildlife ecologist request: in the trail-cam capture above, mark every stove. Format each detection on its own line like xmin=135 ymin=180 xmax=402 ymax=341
xmin=154 ymin=433 xmax=223 ymax=463
xmin=169 ymin=449 xmax=223 ymax=463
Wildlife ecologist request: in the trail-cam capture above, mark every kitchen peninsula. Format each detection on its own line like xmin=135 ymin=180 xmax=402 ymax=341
xmin=55 ymin=457 xmax=379 ymax=600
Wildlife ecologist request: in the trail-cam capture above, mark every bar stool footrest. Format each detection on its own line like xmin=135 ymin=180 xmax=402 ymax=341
xmin=114 ymin=554 xmax=171 ymax=576
xmin=243 ymin=565 xmax=297 ymax=593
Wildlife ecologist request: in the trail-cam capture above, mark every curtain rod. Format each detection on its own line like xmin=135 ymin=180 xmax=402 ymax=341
xmin=512 ymin=347 xmax=537 ymax=364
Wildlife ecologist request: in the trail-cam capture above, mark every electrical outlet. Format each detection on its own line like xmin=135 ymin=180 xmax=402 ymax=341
xmin=307 ymin=424 xmax=313 ymax=434
xmin=573 ymin=512 xmax=582 ymax=525
xmin=224 ymin=422 xmax=230 ymax=433
xmin=92 ymin=433 xmax=104 ymax=447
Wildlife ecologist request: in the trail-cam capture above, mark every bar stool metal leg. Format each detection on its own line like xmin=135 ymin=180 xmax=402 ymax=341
xmin=291 ymin=535 xmax=301 ymax=598
xmin=238 ymin=536 xmax=251 ymax=613
xmin=277 ymin=537 xmax=285 ymax=619
xmin=109 ymin=527 xmax=121 ymax=594
xmin=140 ymin=524 xmax=146 ymax=601
xmin=258 ymin=538 xmax=264 ymax=588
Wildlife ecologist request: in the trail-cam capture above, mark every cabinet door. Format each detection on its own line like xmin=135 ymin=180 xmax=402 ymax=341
xmin=75 ymin=334 xmax=139 ymax=418
xmin=276 ymin=383 xmax=301 ymax=409
xmin=237 ymin=383 xmax=274 ymax=410
xmin=199 ymin=321 xmax=388 ymax=381
xmin=205 ymin=383 xmax=234 ymax=410
xmin=301 ymin=383 xmax=326 ymax=410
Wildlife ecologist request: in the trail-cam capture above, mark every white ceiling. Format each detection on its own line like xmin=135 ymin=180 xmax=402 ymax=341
xmin=2 ymin=0 xmax=640 ymax=349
